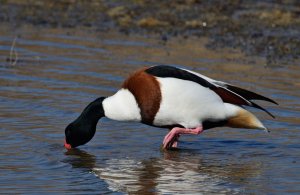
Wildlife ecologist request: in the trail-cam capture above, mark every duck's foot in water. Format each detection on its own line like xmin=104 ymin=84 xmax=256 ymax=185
xmin=163 ymin=126 xmax=203 ymax=149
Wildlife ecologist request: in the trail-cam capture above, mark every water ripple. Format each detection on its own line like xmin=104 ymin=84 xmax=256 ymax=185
xmin=0 ymin=26 xmax=299 ymax=194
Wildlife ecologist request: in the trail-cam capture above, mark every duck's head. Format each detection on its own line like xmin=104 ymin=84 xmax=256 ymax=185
xmin=64 ymin=97 xmax=106 ymax=149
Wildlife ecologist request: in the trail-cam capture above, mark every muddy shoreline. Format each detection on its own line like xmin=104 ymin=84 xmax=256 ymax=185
xmin=1 ymin=0 xmax=300 ymax=65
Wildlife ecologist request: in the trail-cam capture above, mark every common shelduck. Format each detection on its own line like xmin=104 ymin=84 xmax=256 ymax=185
xmin=64 ymin=65 xmax=277 ymax=150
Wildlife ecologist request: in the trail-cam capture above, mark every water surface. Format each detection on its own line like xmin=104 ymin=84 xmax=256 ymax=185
xmin=0 ymin=25 xmax=299 ymax=194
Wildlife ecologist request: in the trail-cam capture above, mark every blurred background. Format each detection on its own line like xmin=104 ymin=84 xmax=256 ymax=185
xmin=0 ymin=0 xmax=299 ymax=194
xmin=1 ymin=0 xmax=300 ymax=65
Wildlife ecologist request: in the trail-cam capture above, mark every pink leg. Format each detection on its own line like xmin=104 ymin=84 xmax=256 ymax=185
xmin=163 ymin=126 xmax=203 ymax=149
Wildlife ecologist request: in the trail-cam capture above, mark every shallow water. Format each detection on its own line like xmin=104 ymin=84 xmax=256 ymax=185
xmin=0 ymin=24 xmax=299 ymax=194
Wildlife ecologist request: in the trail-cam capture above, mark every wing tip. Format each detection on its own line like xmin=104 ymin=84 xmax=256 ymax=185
xmin=261 ymin=96 xmax=278 ymax=105
xmin=271 ymin=99 xmax=279 ymax=105
xmin=250 ymin=101 xmax=276 ymax=119
xmin=225 ymin=84 xmax=278 ymax=105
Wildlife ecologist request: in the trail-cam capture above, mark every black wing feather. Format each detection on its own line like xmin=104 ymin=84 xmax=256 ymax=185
xmin=146 ymin=65 xmax=217 ymax=89
xmin=249 ymin=101 xmax=275 ymax=118
xmin=225 ymin=84 xmax=278 ymax=105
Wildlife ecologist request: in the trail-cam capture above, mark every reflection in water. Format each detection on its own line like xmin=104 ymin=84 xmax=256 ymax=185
xmin=64 ymin=149 xmax=97 ymax=170
xmin=65 ymin=149 xmax=262 ymax=194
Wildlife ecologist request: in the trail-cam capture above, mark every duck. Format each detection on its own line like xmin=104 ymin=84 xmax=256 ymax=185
xmin=64 ymin=65 xmax=277 ymax=150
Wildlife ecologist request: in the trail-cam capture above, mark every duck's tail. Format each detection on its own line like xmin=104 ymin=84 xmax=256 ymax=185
xmin=225 ymin=103 xmax=268 ymax=132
